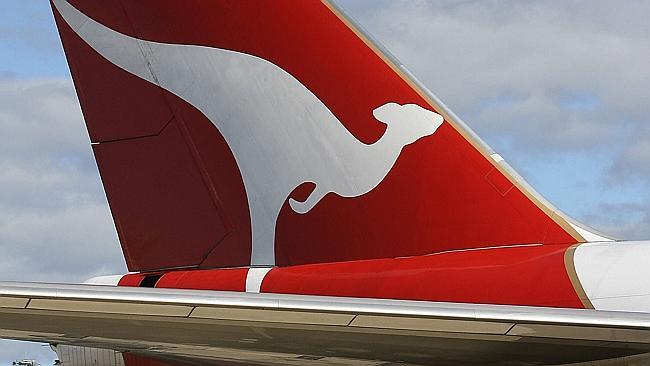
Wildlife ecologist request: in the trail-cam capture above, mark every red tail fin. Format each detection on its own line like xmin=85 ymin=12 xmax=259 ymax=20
xmin=51 ymin=0 xmax=608 ymax=271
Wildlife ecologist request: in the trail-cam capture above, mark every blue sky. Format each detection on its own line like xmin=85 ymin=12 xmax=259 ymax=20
xmin=2 ymin=0 xmax=650 ymax=363
xmin=0 ymin=2 xmax=66 ymax=78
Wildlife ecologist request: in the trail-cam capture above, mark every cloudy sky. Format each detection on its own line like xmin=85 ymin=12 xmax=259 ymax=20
xmin=2 ymin=0 xmax=650 ymax=363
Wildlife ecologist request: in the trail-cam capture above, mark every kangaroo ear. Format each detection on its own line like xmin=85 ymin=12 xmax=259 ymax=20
xmin=372 ymin=102 xmax=400 ymax=125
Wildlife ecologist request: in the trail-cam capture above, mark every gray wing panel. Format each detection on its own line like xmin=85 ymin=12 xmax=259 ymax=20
xmin=0 ymin=282 xmax=649 ymax=366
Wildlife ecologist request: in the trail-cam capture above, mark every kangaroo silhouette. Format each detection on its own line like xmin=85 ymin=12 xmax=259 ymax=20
xmin=289 ymin=103 xmax=443 ymax=213
xmin=54 ymin=0 xmax=445 ymax=265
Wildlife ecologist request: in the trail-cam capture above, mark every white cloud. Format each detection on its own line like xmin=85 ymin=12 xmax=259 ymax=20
xmin=582 ymin=202 xmax=650 ymax=240
xmin=0 ymin=79 xmax=89 ymax=161
xmin=0 ymin=77 xmax=125 ymax=283
xmin=339 ymin=0 xmax=650 ymax=154
xmin=608 ymin=124 xmax=650 ymax=183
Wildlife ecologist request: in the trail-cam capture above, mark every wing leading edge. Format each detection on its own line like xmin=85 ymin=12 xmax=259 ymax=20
xmin=0 ymin=282 xmax=649 ymax=366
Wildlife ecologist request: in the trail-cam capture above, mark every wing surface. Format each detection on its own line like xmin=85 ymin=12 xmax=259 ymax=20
xmin=1 ymin=282 xmax=649 ymax=366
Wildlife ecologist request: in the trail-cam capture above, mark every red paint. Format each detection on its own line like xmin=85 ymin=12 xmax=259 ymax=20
xmin=156 ymin=268 xmax=247 ymax=292
xmin=54 ymin=1 xmax=579 ymax=271
xmin=170 ymin=97 xmax=252 ymax=270
xmin=93 ymin=121 xmax=232 ymax=271
xmin=262 ymin=244 xmax=584 ymax=308
xmin=119 ymin=268 xmax=247 ymax=291
xmin=54 ymin=7 xmax=251 ymax=271
xmin=123 ymin=353 xmax=181 ymax=366
xmin=117 ymin=244 xmax=583 ymax=308
xmin=53 ymin=6 xmax=171 ymax=143
xmin=117 ymin=273 xmax=143 ymax=287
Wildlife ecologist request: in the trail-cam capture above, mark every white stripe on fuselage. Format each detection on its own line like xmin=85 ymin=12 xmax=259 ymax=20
xmin=246 ymin=267 xmax=274 ymax=293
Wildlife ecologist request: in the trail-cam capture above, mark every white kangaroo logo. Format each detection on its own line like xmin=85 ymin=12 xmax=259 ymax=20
xmin=289 ymin=103 xmax=442 ymax=214
xmin=54 ymin=0 xmax=444 ymax=266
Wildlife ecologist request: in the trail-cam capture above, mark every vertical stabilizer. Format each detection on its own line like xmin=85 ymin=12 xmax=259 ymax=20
xmin=51 ymin=0 xmax=608 ymax=271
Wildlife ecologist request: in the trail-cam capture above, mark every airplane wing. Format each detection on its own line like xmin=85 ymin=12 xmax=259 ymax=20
xmin=2 ymin=282 xmax=650 ymax=366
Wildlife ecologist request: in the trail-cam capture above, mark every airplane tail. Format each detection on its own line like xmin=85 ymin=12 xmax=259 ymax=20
xmin=50 ymin=0 xmax=610 ymax=271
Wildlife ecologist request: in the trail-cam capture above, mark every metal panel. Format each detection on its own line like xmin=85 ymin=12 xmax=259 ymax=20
xmin=191 ymin=307 xmax=354 ymax=326
xmin=0 ymin=296 xmax=28 ymax=309
xmin=28 ymin=299 xmax=192 ymax=317
xmin=350 ymin=315 xmax=514 ymax=334
xmin=509 ymin=324 xmax=650 ymax=343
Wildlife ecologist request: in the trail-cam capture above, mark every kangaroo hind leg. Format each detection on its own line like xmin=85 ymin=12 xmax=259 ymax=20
xmin=289 ymin=184 xmax=327 ymax=214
